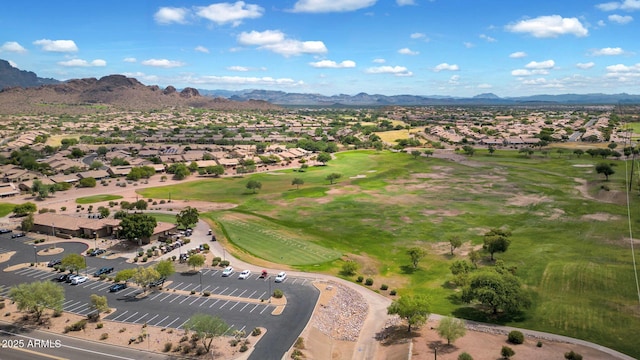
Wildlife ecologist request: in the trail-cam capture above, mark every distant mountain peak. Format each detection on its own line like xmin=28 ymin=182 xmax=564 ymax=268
xmin=473 ymin=93 xmax=500 ymax=99
xmin=0 ymin=59 xmax=60 ymax=90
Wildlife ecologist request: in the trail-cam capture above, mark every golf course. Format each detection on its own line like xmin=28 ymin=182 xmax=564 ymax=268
xmin=133 ymin=149 xmax=640 ymax=358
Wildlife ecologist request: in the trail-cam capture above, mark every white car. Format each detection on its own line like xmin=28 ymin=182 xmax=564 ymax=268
xmin=274 ymin=271 xmax=287 ymax=283
xmin=71 ymin=276 xmax=88 ymax=285
xmin=239 ymin=270 xmax=251 ymax=279
xmin=222 ymin=266 xmax=234 ymax=277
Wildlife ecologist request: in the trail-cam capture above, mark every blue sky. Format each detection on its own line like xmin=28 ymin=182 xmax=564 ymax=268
xmin=1 ymin=0 xmax=639 ymax=97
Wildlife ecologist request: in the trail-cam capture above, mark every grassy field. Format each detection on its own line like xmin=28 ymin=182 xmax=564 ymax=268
xmin=0 ymin=203 xmax=15 ymax=217
xmin=76 ymin=194 xmax=123 ymax=204
xmin=138 ymin=150 xmax=640 ymax=357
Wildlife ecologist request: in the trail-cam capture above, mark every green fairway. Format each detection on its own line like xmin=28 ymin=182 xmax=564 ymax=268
xmin=75 ymin=194 xmax=123 ymax=204
xmin=137 ymin=149 xmax=640 ymax=357
xmin=0 ymin=203 xmax=15 ymax=217
xmin=146 ymin=212 xmax=178 ymax=224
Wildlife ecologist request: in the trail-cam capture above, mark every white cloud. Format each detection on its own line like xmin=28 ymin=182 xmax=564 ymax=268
xmin=373 ymin=58 xmax=386 ymax=63
xmin=605 ymin=63 xmax=640 ymax=81
xmin=509 ymin=51 xmax=527 ymax=58
xmin=8 ymin=60 xmax=18 ymax=68
xmin=291 ymin=0 xmax=377 ymax=13
xmin=433 ymin=63 xmax=459 ymax=72
xmin=365 ymin=65 xmax=413 ymax=76
xmin=397 ymin=0 xmax=415 ymax=5
xmin=123 ymin=57 xmax=137 ymax=63
xmin=576 ymin=62 xmax=595 ymax=69
xmin=608 ymin=14 xmax=634 ymax=23
xmin=525 ymin=60 xmax=555 ymax=69
xmin=196 ymin=1 xmax=264 ymax=26
xmin=505 ymin=15 xmax=588 ymax=38
xmin=511 ymin=69 xmax=532 ymax=76
xmin=410 ymin=32 xmax=426 ymax=39
xmin=33 ymin=39 xmax=78 ymax=52
xmin=398 ymin=47 xmax=419 ymax=55
xmin=262 ymin=40 xmax=328 ymax=57
xmin=309 ymin=59 xmax=356 ymax=68
xmin=141 ymin=59 xmax=185 ymax=68
xmin=449 ymin=75 xmax=460 ymax=84
xmin=590 ymin=47 xmax=625 ymax=55
xmin=463 ymin=42 xmax=474 ymax=48
xmin=598 ymin=19 xmax=607 ymax=27
xmin=1 ymin=41 xmax=27 ymax=53
xmin=190 ymin=75 xmax=303 ymax=86
xmin=238 ymin=30 xmax=285 ymax=45
xmin=227 ymin=66 xmax=249 ymax=71
xmin=195 ymin=46 xmax=209 ymax=53
xmin=479 ymin=34 xmax=497 ymax=42
xmin=154 ymin=7 xmax=189 ymax=24
xmin=522 ymin=77 xmax=549 ymax=85
xmin=478 ymin=83 xmax=493 ymax=89
xmin=597 ymin=0 xmax=640 ymax=11
xmin=58 ymin=59 xmax=106 ymax=67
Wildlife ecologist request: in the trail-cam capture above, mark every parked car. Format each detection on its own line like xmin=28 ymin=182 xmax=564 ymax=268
xmin=259 ymin=270 xmax=268 ymax=278
xmin=93 ymin=267 xmax=114 ymax=277
xmin=149 ymin=277 xmax=166 ymax=287
xmin=239 ymin=270 xmax=251 ymax=279
xmin=109 ymin=283 xmax=127 ymax=292
xmin=275 ymin=271 xmax=287 ymax=283
xmin=222 ymin=266 xmax=234 ymax=277
xmin=65 ymin=274 xmax=80 ymax=283
xmin=55 ymin=273 xmax=72 ymax=282
xmin=47 ymin=259 xmax=62 ymax=267
xmin=90 ymin=249 xmax=106 ymax=256
xmin=0 ymin=228 xmax=12 ymax=234
xmin=10 ymin=232 xmax=26 ymax=238
xmin=71 ymin=276 xmax=88 ymax=285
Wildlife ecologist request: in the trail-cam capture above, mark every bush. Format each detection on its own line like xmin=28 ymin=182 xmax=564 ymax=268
xmin=356 ymin=276 xmax=364 ymax=283
xmin=190 ymin=290 xmax=196 ymax=295
xmin=537 ymin=341 xmax=543 ymax=348
xmin=64 ymin=319 xmax=87 ymax=333
xmin=220 ymin=260 xmax=230 ymax=267
xmin=100 ymin=333 xmax=108 ymax=340
xmin=96 ymin=322 xmax=104 ymax=329
xmin=211 ymin=260 xmax=219 ymax=266
xmin=213 ymin=256 xmax=222 ymax=262
xmin=458 ymin=353 xmax=474 ymax=360
xmin=163 ymin=342 xmax=173 ymax=352
xmin=390 ymin=290 xmax=397 ymax=296
xmin=564 ymin=351 xmax=583 ymax=360
xmin=239 ymin=344 xmax=249 ymax=352
xmin=507 ymin=330 xmax=524 ymax=344
xmin=294 ymin=337 xmax=305 ymax=349
xmin=380 ymin=284 xmax=388 ymax=290
xmin=501 ymin=346 xmax=515 ymax=359
xmin=203 ymin=291 xmax=210 ymax=297
xmin=252 ymin=327 xmax=262 ymax=336
xmin=273 ymin=289 xmax=283 ymax=298
xmin=364 ymin=278 xmax=374 ymax=286
xmin=291 ymin=349 xmax=304 ymax=359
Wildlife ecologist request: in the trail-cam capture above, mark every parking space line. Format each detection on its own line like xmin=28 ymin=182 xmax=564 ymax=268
xmin=199 ymin=298 xmax=210 ymax=307
xmin=209 ymin=299 xmax=221 ymax=308
xmin=248 ymin=290 xmax=257 ymax=298
xmin=150 ymin=292 xmax=164 ymax=300
xmin=260 ymin=305 xmax=270 ymax=314
xmin=237 ymin=289 xmax=247 ymax=297
xmin=62 ymin=300 xmax=75 ymax=306
xmin=96 ymin=283 xmax=113 ymax=291
xmin=201 ymin=285 xmax=211 ymax=292
xmin=218 ymin=300 xmax=230 ymax=309
xmin=84 ymin=281 xmax=103 ymax=290
xmin=122 ymin=312 xmax=139 ymax=322
xmin=146 ymin=314 xmax=159 ymax=324
xmin=239 ymin=303 xmax=250 ymax=312
xmin=201 ymin=269 xmax=212 ymax=276
xmin=111 ymin=310 xmax=129 ymax=321
xmin=163 ymin=317 xmax=180 ymax=329
xmin=258 ymin=291 xmax=266 ymax=300
xmin=249 ymin=304 xmax=260 ymax=313
xmin=227 ymin=289 xmax=238 ymax=296
xmin=188 ymin=297 xmax=200 ymax=305
xmin=178 ymin=296 xmax=191 ymax=304
xmin=219 ymin=287 xmax=229 ymax=295
xmin=68 ymin=303 xmax=90 ymax=313
xmin=228 ymin=302 xmax=239 ymax=311
xmin=238 ymin=325 xmax=246 ymax=333
xmin=152 ymin=315 xmax=169 ymax=327
xmin=159 ymin=293 xmax=173 ymax=302
xmin=210 ymin=286 xmax=220 ymax=293
xmin=64 ymin=301 xmax=82 ymax=310
xmin=168 ymin=295 xmax=182 ymax=303
xmin=121 ymin=288 xmax=139 ymax=296
xmin=176 ymin=319 xmax=189 ymax=330
xmin=133 ymin=313 xmax=148 ymax=323
xmin=170 ymin=282 xmax=183 ymax=290
xmin=208 ymin=270 xmax=219 ymax=276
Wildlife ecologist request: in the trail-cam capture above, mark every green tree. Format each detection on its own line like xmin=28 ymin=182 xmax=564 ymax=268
xmin=61 ymin=253 xmax=86 ymax=274
xmin=89 ymin=160 xmax=103 ymax=170
xmin=423 ymin=149 xmax=434 ymax=157
xmin=326 ymin=173 xmax=342 ymax=184
xmin=341 ymin=260 xmax=359 ymax=276
xmin=564 ymin=350 xmax=583 ymax=360
xmin=155 ymin=259 xmax=175 ymax=278
xmin=501 ymin=346 xmax=515 ymax=359
xmin=461 ymin=269 xmax=531 ymax=315
xmin=96 ymin=146 xmax=108 ymax=156
xmin=98 ymin=206 xmax=110 ymax=218
xmin=119 ymin=213 xmax=157 ymax=242
xmin=458 ymin=352 xmax=474 ymax=360
xmin=436 ymin=316 xmax=467 ymax=345
xmin=595 ymin=162 xmax=615 ymax=181
xmin=78 ymin=177 xmax=97 ymax=188
xmin=114 ymin=268 xmax=136 ymax=284
xmin=13 ymin=202 xmax=37 ymax=216
xmin=462 ymin=145 xmax=475 ymax=156
xmin=8 ymin=281 xmax=64 ymax=322
xmin=188 ymin=161 xmax=199 ymax=173
xmin=246 ymin=179 xmax=262 ymax=193
xmin=21 ymin=214 xmax=34 ymax=232
xmin=184 ymin=314 xmax=231 ymax=354
xmin=176 ymin=206 xmax=199 ymax=230
xmin=317 ymin=152 xmax=332 ymax=165
xmin=483 ymin=228 xmax=511 ymax=261
xmin=410 ymin=150 xmax=421 ymax=159
xmin=90 ymin=294 xmax=109 ymax=313
xmin=187 ymin=254 xmax=206 ymax=270
xmin=407 ymin=247 xmax=427 ymax=269
xmin=449 ymin=236 xmax=463 ymax=255
xmin=387 ymin=295 xmax=430 ymax=332
xmin=168 ymin=163 xmax=190 ymax=180
xmin=291 ymin=177 xmax=304 ymax=189
xmin=468 ymin=249 xmax=481 ymax=268
xmin=488 ymin=145 xmax=496 ymax=155
xmin=132 ymin=267 xmax=161 ymax=292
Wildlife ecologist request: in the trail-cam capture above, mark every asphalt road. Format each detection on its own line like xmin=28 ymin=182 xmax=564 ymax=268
xmin=0 ymin=231 xmax=320 ymax=360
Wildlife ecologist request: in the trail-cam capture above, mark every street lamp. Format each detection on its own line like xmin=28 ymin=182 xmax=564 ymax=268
xmin=33 ymin=245 xmax=38 ymax=266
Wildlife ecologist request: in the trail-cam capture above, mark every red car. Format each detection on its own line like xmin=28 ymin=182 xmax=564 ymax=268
xmin=259 ymin=270 xmax=267 ymax=278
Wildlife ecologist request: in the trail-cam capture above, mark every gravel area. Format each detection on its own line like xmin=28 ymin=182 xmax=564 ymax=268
xmin=312 ymin=282 xmax=369 ymax=341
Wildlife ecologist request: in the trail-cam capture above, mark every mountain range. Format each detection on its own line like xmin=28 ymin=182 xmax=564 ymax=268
xmin=1 ymin=58 xmax=639 ymax=107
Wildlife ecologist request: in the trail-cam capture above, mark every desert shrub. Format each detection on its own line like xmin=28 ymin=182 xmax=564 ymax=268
xmin=356 ymin=276 xmax=364 ymax=283
xmin=87 ymin=312 xmax=100 ymax=322
xmin=220 ymin=260 xmax=230 ymax=267
xmin=380 ymin=284 xmax=388 ymax=290
xmin=239 ymin=344 xmax=249 ymax=352
xmin=390 ymin=290 xmax=397 ymax=296
xmin=119 ymin=327 xmax=127 ymax=333
xmin=190 ymin=290 xmax=196 ymax=295
xmin=96 ymin=322 xmax=103 ymax=329
xmin=294 ymin=337 xmax=305 ymax=349
xmin=507 ymin=330 xmax=524 ymax=344
xmin=537 ymin=341 xmax=543 ymax=348
xmin=564 ymin=351 xmax=583 ymax=360
xmin=364 ymin=278 xmax=374 ymax=286
xmin=211 ymin=260 xmax=219 ymax=266
xmin=229 ymin=339 xmax=239 ymax=347
xmin=100 ymin=333 xmax=109 ymax=340
xmin=142 ymin=257 xmax=148 ymax=262
xmin=458 ymin=353 xmax=474 ymax=360
xmin=252 ymin=327 xmax=262 ymax=336
xmin=163 ymin=342 xmax=173 ymax=352
xmin=213 ymin=256 xmax=222 ymax=262
xmin=291 ymin=349 xmax=304 ymax=359
xmin=195 ymin=346 xmax=207 ymax=355
xmin=65 ymin=319 xmax=87 ymax=332
xmin=501 ymin=346 xmax=515 ymax=359
xmin=203 ymin=291 xmax=210 ymax=297
xmin=52 ymin=309 xmax=62 ymax=317
xmin=0 ymin=302 xmax=4 ymax=310
xmin=273 ymin=289 xmax=283 ymax=298
xmin=180 ymin=335 xmax=189 ymax=342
